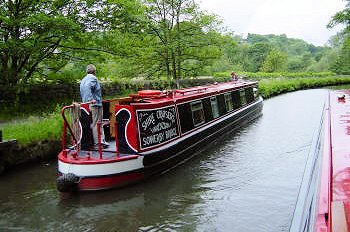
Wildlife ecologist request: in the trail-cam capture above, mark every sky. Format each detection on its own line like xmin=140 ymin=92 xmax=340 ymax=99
xmin=198 ymin=0 xmax=347 ymax=46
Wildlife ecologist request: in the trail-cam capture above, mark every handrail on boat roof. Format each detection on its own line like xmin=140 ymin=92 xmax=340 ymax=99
xmin=175 ymin=86 xmax=208 ymax=95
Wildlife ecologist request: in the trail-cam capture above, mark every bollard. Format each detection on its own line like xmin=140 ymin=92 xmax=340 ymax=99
xmin=0 ymin=130 xmax=2 ymax=142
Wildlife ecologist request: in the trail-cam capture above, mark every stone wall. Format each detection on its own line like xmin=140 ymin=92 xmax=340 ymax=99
xmin=0 ymin=139 xmax=60 ymax=174
xmin=0 ymin=77 xmax=218 ymax=106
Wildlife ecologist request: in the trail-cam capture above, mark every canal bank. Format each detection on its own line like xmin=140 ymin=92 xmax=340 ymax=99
xmin=0 ymin=138 xmax=60 ymax=174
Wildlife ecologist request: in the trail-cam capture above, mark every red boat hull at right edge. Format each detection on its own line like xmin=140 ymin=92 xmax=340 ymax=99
xmin=290 ymin=89 xmax=350 ymax=232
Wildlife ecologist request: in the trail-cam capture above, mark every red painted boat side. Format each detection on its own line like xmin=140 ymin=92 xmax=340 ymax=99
xmin=316 ymin=90 xmax=350 ymax=232
xmin=78 ymin=171 xmax=144 ymax=191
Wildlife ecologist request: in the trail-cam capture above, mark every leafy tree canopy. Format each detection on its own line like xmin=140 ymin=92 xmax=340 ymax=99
xmin=0 ymin=0 xmax=143 ymax=87
xmin=327 ymin=0 xmax=350 ymax=74
xmin=260 ymin=49 xmax=288 ymax=73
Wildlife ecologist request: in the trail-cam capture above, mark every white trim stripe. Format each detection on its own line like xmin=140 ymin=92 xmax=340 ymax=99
xmin=81 ymin=107 xmax=90 ymax=115
xmin=58 ymin=156 xmax=144 ymax=176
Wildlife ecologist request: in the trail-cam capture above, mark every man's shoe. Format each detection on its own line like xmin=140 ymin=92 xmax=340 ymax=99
xmin=101 ymin=141 xmax=110 ymax=147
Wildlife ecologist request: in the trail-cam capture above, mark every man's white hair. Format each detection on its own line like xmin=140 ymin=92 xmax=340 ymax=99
xmin=86 ymin=64 xmax=96 ymax=74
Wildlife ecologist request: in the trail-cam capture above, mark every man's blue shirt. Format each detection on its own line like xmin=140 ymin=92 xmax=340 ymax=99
xmin=80 ymin=74 xmax=102 ymax=106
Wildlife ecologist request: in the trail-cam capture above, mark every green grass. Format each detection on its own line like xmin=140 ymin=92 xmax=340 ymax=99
xmin=2 ymin=113 xmax=62 ymax=144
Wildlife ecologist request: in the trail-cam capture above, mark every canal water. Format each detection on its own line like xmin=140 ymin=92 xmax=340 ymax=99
xmin=0 ymin=89 xmax=329 ymax=232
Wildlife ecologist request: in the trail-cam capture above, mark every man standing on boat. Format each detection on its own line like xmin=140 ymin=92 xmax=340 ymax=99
xmin=80 ymin=64 xmax=109 ymax=147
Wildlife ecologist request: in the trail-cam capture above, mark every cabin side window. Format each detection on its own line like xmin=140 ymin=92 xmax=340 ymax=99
xmin=240 ymin=90 xmax=247 ymax=106
xmin=178 ymin=103 xmax=194 ymax=133
xmin=245 ymin=87 xmax=255 ymax=103
xmin=210 ymin=97 xmax=220 ymax=119
xmin=232 ymin=91 xmax=240 ymax=109
xmin=191 ymin=101 xmax=205 ymax=126
xmin=202 ymin=98 xmax=213 ymax=122
xmin=224 ymin=93 xmax=233 ymax=112
xmin=217 ymin=94 xmax=226 ymax=115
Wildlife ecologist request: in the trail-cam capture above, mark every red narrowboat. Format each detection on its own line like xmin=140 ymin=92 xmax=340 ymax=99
xmin=57 ymin=80 xmax=263 ymax=192
xmin=290 ymin=90 xmax=350 ymax=232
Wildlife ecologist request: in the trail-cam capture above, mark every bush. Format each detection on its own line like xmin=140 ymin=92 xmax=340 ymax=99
xmin=213 ymin=71 xmax=337 ymax=80
xmin=258 ymin=76 xmax=350 ymax=98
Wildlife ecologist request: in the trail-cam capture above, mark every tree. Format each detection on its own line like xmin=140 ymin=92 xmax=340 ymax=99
xmin=143 ymin=0 xmax=223 ymax=84
xmin=331 ymin=38 xmax=350 ymax=74
xmin=0 ymin=0 xmax=142 ymax=88
xmin=260 ymin=49 xmax=287 ymax=72
xmin=287 ymin=56 xmax=306 ymax=72
xmin=328 ymin=0 xmax=350 ymax=74
xmin=246 ymin=42 xmax=272 ymax=72
xmin=204 ymin=32 xmax=238 ymax=73
xmin=307 ymin=47 xmax=339 ymax=72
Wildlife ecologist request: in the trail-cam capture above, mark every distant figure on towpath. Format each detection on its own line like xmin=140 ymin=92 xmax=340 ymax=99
xmin=231 ymin=71 xmax=238 ymax=81
xmin=80 ymin=64 xmax=109 ymax=147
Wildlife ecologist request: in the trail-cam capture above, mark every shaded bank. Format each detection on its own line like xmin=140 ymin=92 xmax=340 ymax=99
xmin=0 ymin=140 xmax=60 ymax=174
xmin=1 ymin=76 xmax=350 ymax=175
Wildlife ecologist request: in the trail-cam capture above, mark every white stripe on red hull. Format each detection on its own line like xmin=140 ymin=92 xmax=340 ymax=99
xmin=58 ymin=156 xmax=144 ymax=177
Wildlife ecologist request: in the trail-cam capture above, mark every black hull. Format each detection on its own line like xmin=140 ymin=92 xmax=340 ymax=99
xmin=142 ymin=98 xmax=263 ymax=175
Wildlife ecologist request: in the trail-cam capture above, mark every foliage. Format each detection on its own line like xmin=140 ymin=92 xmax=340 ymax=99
xmin=328 ymin=0 xmax=350 ymax=31
xmin=258 ymin=76 xmax=350 ymax=98
xmin=216 ymin=33 xmax=331 ymax=74
xmin=246 ymin=43 xmax=273 ymax=72
xmin=0 ymin=0 xmax=144 ymax=88
xmin=327 ymin=0 xmax=350 ymax=74
xmin=260 ymin=49 xmax=288 ymax=72
xmin=213 ymin=71 xmax=337 ymax=80
xmin=330 ymin=38 xmax=350 ymax=74
xmin=0 ymin=0 xmax=345 ymax=86
xmin=141 ymin=0 xmax=223 ymax=84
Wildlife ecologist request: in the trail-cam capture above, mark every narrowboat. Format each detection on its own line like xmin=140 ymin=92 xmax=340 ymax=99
xmin=290 ymin=90 xmax=350 ymax=232
xmin=57 ymin=80 xmax=263 ymax=192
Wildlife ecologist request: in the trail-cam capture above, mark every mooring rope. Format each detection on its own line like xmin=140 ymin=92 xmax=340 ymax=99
xmin=69 ymin=102 xmax=81 ymax=150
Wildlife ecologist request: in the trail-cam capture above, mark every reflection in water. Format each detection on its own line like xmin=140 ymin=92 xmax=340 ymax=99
xmin=0 ymin=89 xmax=328 ymax=232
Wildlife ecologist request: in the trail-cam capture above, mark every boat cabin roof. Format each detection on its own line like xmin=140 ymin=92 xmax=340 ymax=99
xmin=130 ymin=80 xmax=257 ymax=105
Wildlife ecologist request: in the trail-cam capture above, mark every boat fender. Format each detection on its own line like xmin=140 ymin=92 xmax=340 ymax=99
xmin=56 ymin=173 xmax=80 ymax=192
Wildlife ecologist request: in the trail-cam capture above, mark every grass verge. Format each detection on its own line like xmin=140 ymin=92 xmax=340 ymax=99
xmin=258 ymin=76 xmax=350 ymax=98
xmin=2 ymin=113 xmax=62 ymax=144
